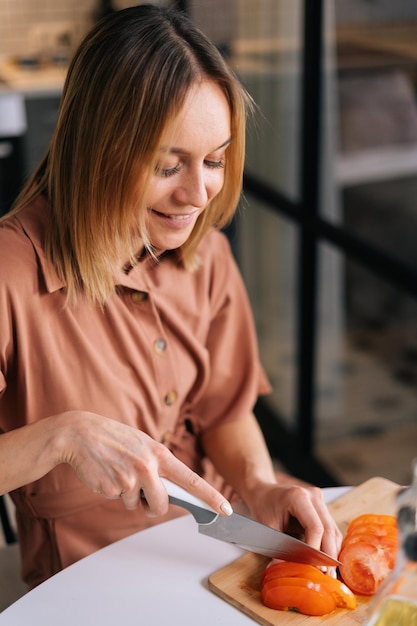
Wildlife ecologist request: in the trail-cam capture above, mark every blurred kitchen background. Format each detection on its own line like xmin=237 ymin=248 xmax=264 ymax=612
xmin=1 ymin=0 xmax=417 ymax=490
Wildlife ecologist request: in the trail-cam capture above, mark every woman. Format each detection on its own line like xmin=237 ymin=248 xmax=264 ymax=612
xmin=0 ymin=5 xmax=341 ymax=589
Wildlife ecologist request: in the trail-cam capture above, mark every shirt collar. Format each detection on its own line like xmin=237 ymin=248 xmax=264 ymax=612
xmin=15 ymin=195 xmax=166 ymax=294
xmin=16 ymin=196 xmax=64 ymax=293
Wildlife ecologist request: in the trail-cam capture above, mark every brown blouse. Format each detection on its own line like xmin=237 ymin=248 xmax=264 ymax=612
xmin=0 ymin=196 xmax=271 ymax=588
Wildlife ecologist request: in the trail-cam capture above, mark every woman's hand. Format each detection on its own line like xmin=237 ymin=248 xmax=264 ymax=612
xmin=201 ymin=414 xmax=342 ymax=561
xmin=0 ymin=411 xmax=232 ymax=519
xmin=244 ymin=481 xmax=343 ymax=560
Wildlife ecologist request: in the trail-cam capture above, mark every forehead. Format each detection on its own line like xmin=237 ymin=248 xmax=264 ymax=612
xmin=160 ymin=81 xmax=231 ymax=151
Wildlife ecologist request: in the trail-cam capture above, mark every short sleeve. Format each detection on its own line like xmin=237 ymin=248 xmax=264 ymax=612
xmin=193 ymin=231 xmax=271 ymax=432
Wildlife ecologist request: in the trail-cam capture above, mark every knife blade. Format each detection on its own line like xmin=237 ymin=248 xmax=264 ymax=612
xmin=156 ymin=479 xmax=341 ymax=567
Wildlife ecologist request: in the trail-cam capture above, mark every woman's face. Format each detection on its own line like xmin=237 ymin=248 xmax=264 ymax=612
xmin=142 ymin=80 xmax=232 ymax=253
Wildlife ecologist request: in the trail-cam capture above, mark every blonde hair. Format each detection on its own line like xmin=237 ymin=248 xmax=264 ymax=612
xmin=7 ymin=4 xmax=252 ymax=305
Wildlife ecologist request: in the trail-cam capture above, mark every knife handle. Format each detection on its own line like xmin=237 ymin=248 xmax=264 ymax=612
xmin=162 ymin=479 xmax=219 ymax=524
xmin=140 ymin=479 xmax=218 ymax=524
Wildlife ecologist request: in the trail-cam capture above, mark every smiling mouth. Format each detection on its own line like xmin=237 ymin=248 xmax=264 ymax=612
xmin=152 ymin=209 xmax=195 ymax=221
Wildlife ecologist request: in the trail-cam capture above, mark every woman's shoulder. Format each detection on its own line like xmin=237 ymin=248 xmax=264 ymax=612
xmin=0 ymin=202 xmax=45 ymax=284
xmin=197 ymin=227 xmax=235 ymax=265
xmin=0 ymin=215 xmax=33 ymax=267
xmin=195 ymin=227 xmax=244 ymax=300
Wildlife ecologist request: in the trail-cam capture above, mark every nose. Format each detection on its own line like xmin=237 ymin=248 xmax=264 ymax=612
xmin=174 ymin=166 xmax=209 ymax=208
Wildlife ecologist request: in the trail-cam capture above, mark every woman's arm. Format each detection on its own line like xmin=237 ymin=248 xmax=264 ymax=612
xmin=0 ymin=411 xmax=232 ymax=517
xmin=0 ymin=417 xmax=67 ymax=493
xmin=201 ymin=413 xmax=342 ymax=559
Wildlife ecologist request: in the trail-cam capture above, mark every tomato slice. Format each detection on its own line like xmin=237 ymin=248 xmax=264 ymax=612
xmin=341 ymin=514 xmax=399 ymax=583
xmin=339 ymin=541 xmax=394 ymax=595
xmin=342 ymin=532 xmax=398 ymax=569
xmin=261 ymin=562 xmax=357 ymax=611
xmin=346 ymin=514 xmax=397 ymax=534
xmin=261 ymin=577 xmax=337 ymax=616
xmin=345 ymin=524 xmax=398 ymax=541
xmin=317 ymin=576 xmax=357 ymax=610
xmin=262 ymin=562 xmax=325 ymax=585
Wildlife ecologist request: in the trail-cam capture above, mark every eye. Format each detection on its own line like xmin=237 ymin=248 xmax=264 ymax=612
xmin=204 ymin=158 xmax=225 ymax=170
xmin=154 ymin=162 xmax=182 ymax=178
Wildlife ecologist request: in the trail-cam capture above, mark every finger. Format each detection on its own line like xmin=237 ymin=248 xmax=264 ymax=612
xmin=319 ymin=523 xmax=343 ymax=560
xmin=302 ymin=521 xmax=324 ymax=552
xmin=157 ymin=450 xmax=233 ymax=516
xmin=304 ymin=512 xmax=342 ymax=559
xmin=167 ymin=468 xmax=233 ymax=516
xmin=283 ymin=487 xmax=325 ymax=551
xmin=305 ymin=495 xmax=343 ymax=558
xmin=286 ymin=486 xmax=342 ymax=558
xmin=120 ymin=488 xmax=141 ymax=511
xmin=139 ymin=476 xmax=171 ymax=517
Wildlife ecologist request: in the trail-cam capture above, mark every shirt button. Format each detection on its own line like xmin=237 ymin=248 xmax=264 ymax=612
xmin=154 ymin=338 xmax=167 ymax=354
xmin=131 ymin=290 xmax=148 ymax=304
xmin=161 ymin=431 xmax=171 ymax=444
xmin=164 ymin=390 xmax=177 ymax=406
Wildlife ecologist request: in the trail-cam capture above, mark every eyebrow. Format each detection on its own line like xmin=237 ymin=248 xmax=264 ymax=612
xmin=160 ymin=136 xmax=233 ymax=156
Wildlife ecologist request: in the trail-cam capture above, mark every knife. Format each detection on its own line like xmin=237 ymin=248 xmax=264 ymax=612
xmin=149 ymin=479 xmax=341 ymax=567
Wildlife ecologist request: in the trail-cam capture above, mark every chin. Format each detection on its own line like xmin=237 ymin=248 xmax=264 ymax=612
xmin=149 ymin=233 xmax=193 ymax=252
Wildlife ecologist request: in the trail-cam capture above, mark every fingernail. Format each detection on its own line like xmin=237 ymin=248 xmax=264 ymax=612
xmin=220 ymin=501 xmax=233 ymax=516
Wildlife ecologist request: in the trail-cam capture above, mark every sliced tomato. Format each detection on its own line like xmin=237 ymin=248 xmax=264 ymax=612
xmin=345 ymin=525 xmax=398 ymax=542
xmin=341 ymin=514 xmax=399 ymax=583
xmin=346 ymin=514 xmax=397 ymax=534
xmin=339 ymin=540 xmax=394 ymax=595
xmin=343 ymin=530 xmax=398 ymax=545
xmin=345 ymin=525 xmax=398 ymax=541
xmin=261 ymin=577 xmax=337 ymax=616
xmin=317 ymin=576 xmax=357 ymax=609
xmin=262 ymin=562 xmax=325 ymax=585
xmin=342 ymin=532 xmax=398 ymax=569
xmin=261 ymin=562 xmax=357 ymax=611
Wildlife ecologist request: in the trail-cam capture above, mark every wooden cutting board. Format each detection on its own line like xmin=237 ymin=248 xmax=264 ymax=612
xmin=208 ymin=477 xmax=401 ymax=625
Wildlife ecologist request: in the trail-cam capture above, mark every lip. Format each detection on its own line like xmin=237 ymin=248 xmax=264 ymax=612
xmin=151 ymin=209 xmax=198 ymax=230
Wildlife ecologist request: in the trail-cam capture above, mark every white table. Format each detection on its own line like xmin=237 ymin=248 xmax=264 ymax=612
xmin=0 ymin=487 xmax=350 ymax=625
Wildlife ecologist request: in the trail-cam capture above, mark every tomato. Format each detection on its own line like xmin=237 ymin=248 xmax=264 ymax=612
xmin=346 ymin=514 xmax=397 ymax=534
xmin=261 ymin=561 xmax=357 ymax=613
xmin=343 ymin=525 xmax=398 ymax=546
xmin=262 ymin=562 xmax=324 ymax=585
xmin=339 ymin=540 xmax=394 ymax=595
xmin=261 ymin=577 xmax=337 ymax=616
xmin=346 ymin=524 xmax=398 ymax=542
xmin=342 ymin=533 xmax=398 ymax=569
xmin=317 ymin=576 xmax=357 ymax=610
xmin=339 ymin=513 xmax=399 ymax=595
